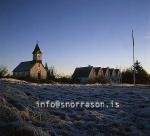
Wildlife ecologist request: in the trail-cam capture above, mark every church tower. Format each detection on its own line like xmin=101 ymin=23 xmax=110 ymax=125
xmin=32 ymin=43 xmax=42 ymax=62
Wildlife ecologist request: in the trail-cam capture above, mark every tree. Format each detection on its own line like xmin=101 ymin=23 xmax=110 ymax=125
xmin=122 ymin=60 xmax=149 ymax=84
xmin=133 ymin=60 xmax=143 ymax=74
xmin=45 ymin=63 xmax=48 ymax=71
xmin=133 ymin=60 xmax=149 ymax=84
xmin=44 ymin=63 xmax=56 ymax=81
xmin=47 ymin=66 xmax=55 ymax=80
xmin=122 ymin=68 xmax=133 ymax=83
xmin=0 ymin=66 xmax=8 ymax=77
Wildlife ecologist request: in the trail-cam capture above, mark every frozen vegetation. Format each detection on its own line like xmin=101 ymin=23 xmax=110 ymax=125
xmin=0 ymin=78 xmax=150 ymax=136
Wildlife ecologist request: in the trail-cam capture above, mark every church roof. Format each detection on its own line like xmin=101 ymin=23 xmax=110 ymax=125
xmin=13 ymin=61 xmax=35 ymax=72
xmin=72 ymin=66 xmax=93 ymax=78
xmin=32 ymin=43 xmax=42 ymax=54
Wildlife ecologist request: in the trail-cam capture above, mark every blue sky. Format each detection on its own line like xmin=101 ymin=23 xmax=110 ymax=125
xmin=0 ymin=0 xmax=150 ymax=75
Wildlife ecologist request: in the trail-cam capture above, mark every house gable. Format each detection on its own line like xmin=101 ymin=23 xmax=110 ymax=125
xmin=89 ymin=67 xmax=96 ymax=79
xmin=97 ymin=68 xmax=104 ymax=77
xmin=30 ymin=63 xmax=47 ymax=80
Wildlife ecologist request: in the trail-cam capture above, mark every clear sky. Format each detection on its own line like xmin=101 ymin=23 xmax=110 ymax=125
xmin=0 ymin=0 xmax=150 ymax=75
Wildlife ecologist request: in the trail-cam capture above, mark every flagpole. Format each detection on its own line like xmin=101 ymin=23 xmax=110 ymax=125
xmin=132 ymin=30 xmax=136 ymax=85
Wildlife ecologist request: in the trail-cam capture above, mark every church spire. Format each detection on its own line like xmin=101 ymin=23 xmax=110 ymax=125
xmin=32 ymin=43 xmax=42 ymax=54
xmin=32 ymin=43 xmax=42 ymax=62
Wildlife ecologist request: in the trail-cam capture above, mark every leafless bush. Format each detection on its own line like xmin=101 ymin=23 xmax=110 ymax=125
xmin=0 ymin=66 xmax=8 ymax=77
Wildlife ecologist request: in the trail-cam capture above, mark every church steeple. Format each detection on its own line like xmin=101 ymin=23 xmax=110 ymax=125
xmin=32 ymin=43 xmax=42 ymax=62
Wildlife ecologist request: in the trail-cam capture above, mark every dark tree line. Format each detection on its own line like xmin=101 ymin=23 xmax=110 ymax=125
xmin=122 ymin=60 xmax=150 ymax=84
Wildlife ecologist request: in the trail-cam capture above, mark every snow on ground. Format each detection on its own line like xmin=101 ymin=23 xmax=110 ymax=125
xmin=0 ymin=78 xmax=150 ymax=136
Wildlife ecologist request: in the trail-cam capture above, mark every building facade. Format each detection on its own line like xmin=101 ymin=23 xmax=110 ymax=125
xmin=72 ymin=66 xmax=122 ymax=83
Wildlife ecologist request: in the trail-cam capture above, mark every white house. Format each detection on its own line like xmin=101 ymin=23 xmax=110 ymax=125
xmin=72 ymin=66 xmax=122 ymax=83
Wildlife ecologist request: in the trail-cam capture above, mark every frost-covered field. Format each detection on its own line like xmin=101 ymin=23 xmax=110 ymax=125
xmin=0 ymin=78 xmax=150 ymax=136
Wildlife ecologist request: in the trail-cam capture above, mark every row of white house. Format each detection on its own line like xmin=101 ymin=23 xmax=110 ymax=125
xmin=72 ymin=66 xmax=122 ymax=83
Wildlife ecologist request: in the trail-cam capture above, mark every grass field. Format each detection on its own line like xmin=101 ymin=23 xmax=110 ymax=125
xmin=0 ymin=78 xmax=150 ymax=136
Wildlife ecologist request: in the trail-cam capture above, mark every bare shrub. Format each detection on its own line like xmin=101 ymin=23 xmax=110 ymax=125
xmin=0 ymin=66 xmax=8 ymax=77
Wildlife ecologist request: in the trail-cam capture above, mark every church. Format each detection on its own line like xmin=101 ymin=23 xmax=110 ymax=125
xmin=13 ymin=43 xmax=47 ymax=80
